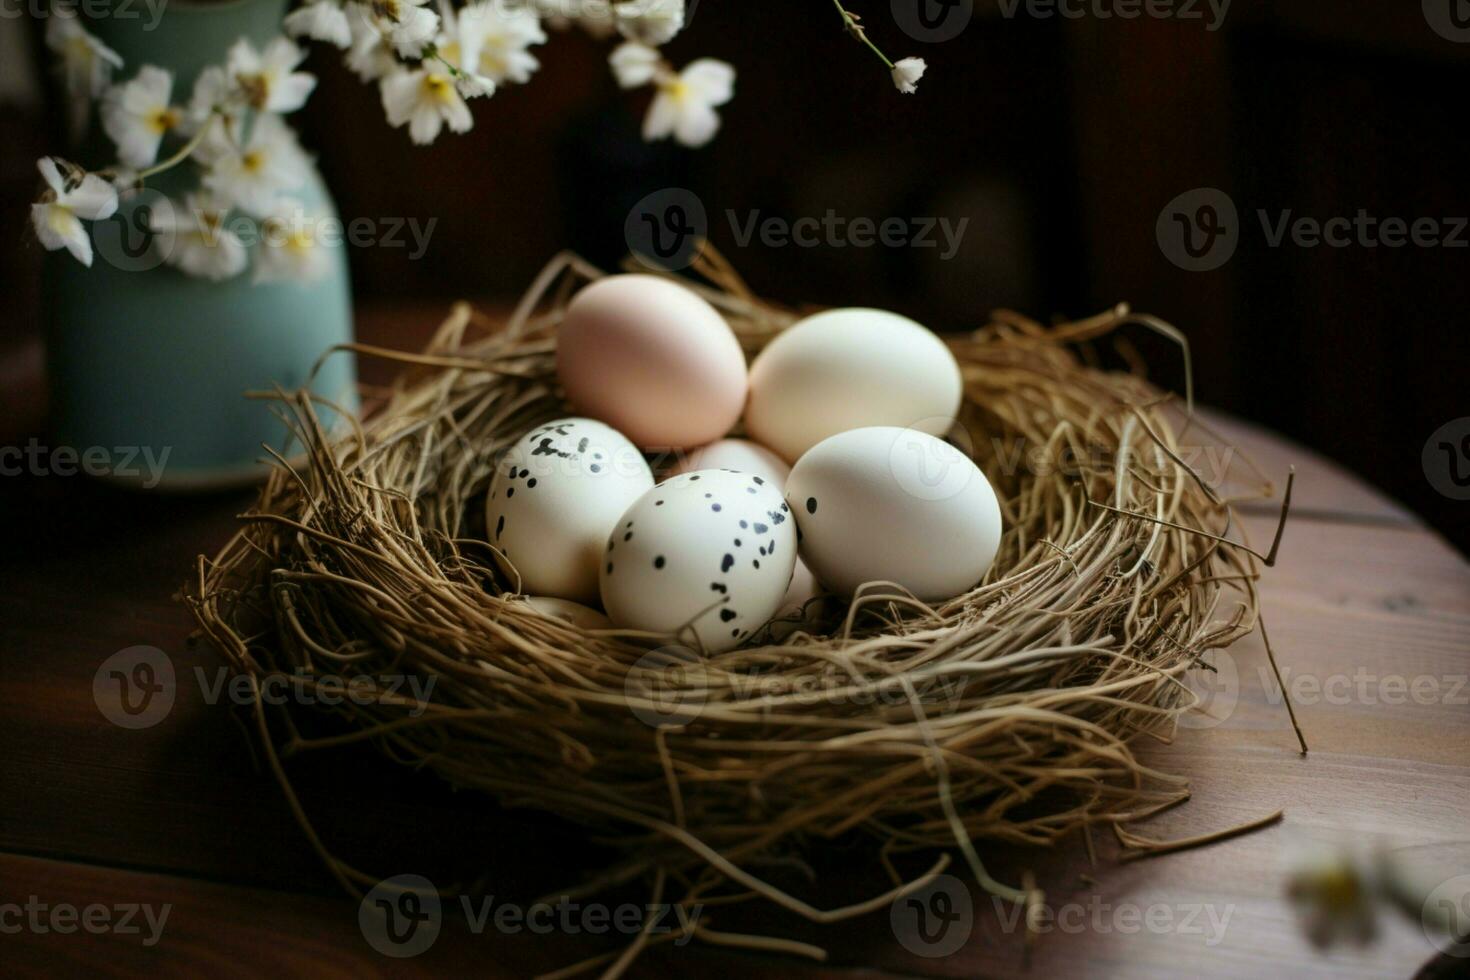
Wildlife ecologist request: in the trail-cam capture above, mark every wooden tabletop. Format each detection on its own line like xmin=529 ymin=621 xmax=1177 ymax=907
xmin=2 ymin=304 xmax=1467 ymax=978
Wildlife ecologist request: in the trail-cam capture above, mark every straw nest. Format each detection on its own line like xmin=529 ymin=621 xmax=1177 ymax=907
xmin=186 ymin=251 xmax=1293 ymax=963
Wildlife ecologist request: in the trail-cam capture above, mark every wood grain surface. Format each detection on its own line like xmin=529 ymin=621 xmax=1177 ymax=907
xmin=1 ymin=304 xmax=1466 ymax=978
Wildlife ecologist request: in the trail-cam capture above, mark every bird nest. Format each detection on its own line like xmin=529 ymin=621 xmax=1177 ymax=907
xmin=186 ymin=250 xmax=1294 ymax=967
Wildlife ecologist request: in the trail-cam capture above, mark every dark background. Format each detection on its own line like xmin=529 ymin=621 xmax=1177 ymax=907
xmin=1 ymin=0 xmax=1466 ymax=549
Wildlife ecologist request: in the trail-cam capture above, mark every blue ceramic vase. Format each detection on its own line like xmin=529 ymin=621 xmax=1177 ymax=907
xmin=43 ymin=0 xmax=357 ymax=490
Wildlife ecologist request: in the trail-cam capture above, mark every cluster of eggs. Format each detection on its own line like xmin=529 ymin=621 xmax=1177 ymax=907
xmin=487 ymin=275 xmax=1004 ymax=653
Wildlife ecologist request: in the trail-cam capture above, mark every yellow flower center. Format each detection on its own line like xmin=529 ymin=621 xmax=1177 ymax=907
xmin=422 ymin=73 xmax=455 ymax=104
xmin=149 ymin=107 xmax=181 ymax=134
xmin=47 ymin=203 xmax=80 ymax=235
xmin=237 ymin=73 xmax=270 ymax=110
xmin=241 ymin=150 xmax=265 ymax=174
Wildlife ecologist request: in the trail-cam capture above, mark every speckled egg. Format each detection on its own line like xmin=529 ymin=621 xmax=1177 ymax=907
xmin=600 ymin=469 xmax=798 ymax=653
xmin=487 ymin=418 xmax=653 ymax=603
xmin=786 ymin=426 xmax=1003 ymax=601
xmin=557 ymin=275 xmax=748 ymax=451
xmin=667 ymin=438 xmax=819 ymax=618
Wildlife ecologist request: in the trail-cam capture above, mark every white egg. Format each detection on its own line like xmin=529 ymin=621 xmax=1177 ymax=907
xmin=667 ymin=440 xmax=820 ymax=618
xmin=600 ymin=469 xmax=798 ymax=653
xmin=786 ymin=427 xmax=1003 ymax=601
xmin=524 ymin=596 xmax=612 ymax=630
xmin=487 ymin=418 xmax=653 ymax=603
xmin=745 ymin=308 xmax=964 ymax=463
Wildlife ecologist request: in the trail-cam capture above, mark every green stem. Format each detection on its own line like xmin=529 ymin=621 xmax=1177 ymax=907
xmin=136 ymin=116 xmax=216 ymax=181
xmin=830 ymin=0 xmax=894 ymax=68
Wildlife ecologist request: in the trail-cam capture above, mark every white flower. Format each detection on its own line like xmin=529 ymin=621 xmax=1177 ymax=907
xmin=227 ymin=37 xmax=317 ymax=113
xmin=196 ymin=113 xmax=310 ymax=217
xmin=255 ymin=198 xmax=333 ymax=283
xmin=890 ymin=56 xmax=926 ymax=95
xmin=362 ymin=0 xmax=440 ymax=58
xmin=643 ymin=59 xmax=733 ymax=148
xmin=614 ymin=0 xmax=683 ymax=45
xmin=101 ymin=66 xmax=182 ymax=168
xmin=344 ymin=11 xmax=399 ymax=82
xmin=284 ymin=0 xmax=353 ymax=49
xmin=446 ymin=2 xmax=547 ymax=86
xmin=30 ymin=157 xmax=119 ymax=267
xmin=150 ymin=192 xmax=248 ymax=281
xmin=380 ymin=67 xmax=477 ymax=144
xmin=609 ymin=41 xmax=659 ymax=89
xmin=45 ymin=13 xmax=123 ymax=100
xmin=183 ymin=65 xmax=236 ymax=136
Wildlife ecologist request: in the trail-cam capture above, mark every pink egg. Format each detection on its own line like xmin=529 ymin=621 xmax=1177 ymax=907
xmin=667 ymin=438 xmax=791 ymax=482
xmin=557 ymin=275 xmax=747 ymax=451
